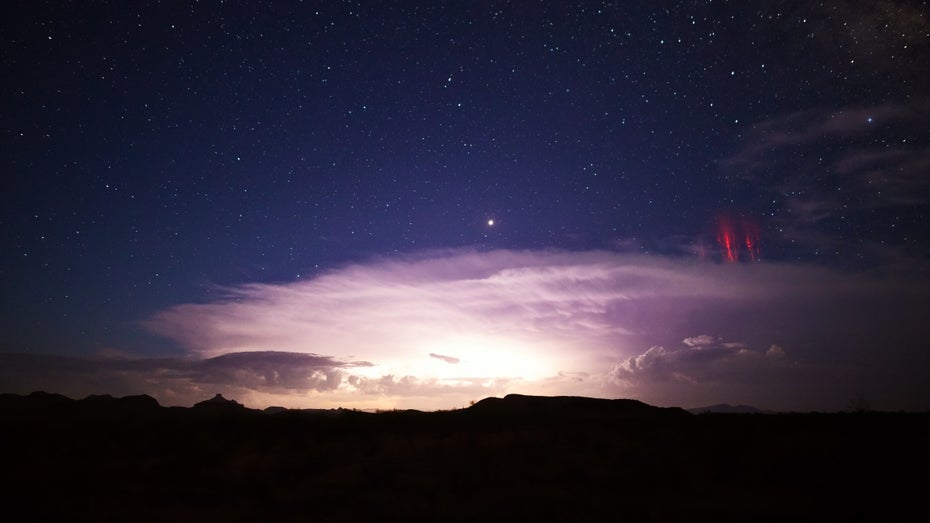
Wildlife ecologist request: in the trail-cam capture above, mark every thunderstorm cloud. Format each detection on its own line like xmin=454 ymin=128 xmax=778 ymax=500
xmin=6 ymin=249 xmax=929 ymax=410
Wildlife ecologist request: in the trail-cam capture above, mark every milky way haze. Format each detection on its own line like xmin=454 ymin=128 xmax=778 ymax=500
xmin=2 ymin=2 xmax=929 ymax=410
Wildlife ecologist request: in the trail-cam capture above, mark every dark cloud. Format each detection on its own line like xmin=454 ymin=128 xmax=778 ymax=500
xmin=429 ymin=353 xmax=461 ymax=364
xmin=0 ymin=351 xmax=370 ymax=406
xmin=0 ymin=349 xmax=515 ymax=409
xmin=189 ymin=351 xmax=372 ymax=392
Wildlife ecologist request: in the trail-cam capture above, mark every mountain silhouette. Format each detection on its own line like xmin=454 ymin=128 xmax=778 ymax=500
xmin=1 ymin=390 xmax=929 ymax=521
xmin=82 ymin=393 xmax=161 ymax=410
xmin=467 ymin=393 xmax=690 ymax=420
xmin=193 ymin=393 xmax=248 ymax=410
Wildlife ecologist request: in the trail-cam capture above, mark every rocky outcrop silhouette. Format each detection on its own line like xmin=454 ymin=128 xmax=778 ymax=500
xmin=193 ymin=393 xmax=247 ymax=410
xmin=467 ymin=393 xmax=690 ymax=421
xmin=0 ymin=391 xmax=161 ymax=421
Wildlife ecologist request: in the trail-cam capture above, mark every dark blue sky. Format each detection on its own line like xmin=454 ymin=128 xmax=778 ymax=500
xmin=2 ymin=1 xmax=929 ymax=410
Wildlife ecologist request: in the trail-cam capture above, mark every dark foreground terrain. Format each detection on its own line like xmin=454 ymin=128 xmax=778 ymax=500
xmin=2 ymin=392 xmax=928 ymax=522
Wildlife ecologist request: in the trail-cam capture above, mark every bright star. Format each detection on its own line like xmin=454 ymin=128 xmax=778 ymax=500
xmin=487 ymin=219 xmax=495 ymax=226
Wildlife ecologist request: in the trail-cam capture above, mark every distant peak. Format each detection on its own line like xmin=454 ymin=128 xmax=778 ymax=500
xmin=194 ymin=393 xmax=246 ymax=409
xmin=468 ymin=394 xmax=689 ymax=420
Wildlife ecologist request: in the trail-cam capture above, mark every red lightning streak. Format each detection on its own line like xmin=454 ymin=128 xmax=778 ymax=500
xmin=716 ymin=216 xmax=738 ymax=263
xmin=744 ymin=232 xmax=759 ymax=261
xmin=742 ymin=217 xmax=761 ymax=262
xmin=715 ymin=214 xmax=760 ymax=263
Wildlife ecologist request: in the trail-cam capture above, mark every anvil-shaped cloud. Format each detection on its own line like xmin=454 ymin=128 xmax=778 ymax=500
xmin=4 ymin=249 xmax=927 ymax=410
xmin=130 ymin=249 xmax=930 ymax=411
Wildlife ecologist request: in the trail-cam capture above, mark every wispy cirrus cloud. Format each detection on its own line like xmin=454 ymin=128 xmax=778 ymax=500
xmin=723 ymin=101 xmax=924 ymax=172
xmin=834 ymin=146 xmax=930 ymax=208
xmin=720 ymin=100 xmax=930 ymax=262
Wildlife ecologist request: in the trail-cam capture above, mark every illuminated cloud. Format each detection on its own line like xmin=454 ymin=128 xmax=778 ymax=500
xmin=5 ymin=249 xmax=928 ymax=411
xmin=610 ymin=338 xmax=788 ymax=384
xmin=138 ymin=249 xmax=930 ymax=410
xmin=143 ymin=249 xmax=672 ymax=381
xmin=683 ymin=335 xmax=716 ymax=347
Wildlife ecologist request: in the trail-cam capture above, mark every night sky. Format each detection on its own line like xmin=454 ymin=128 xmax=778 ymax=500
xmin=3 ymin=1 xmax=930 ymax=411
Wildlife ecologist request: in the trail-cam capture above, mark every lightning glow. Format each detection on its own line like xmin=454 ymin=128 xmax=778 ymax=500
xmin=716 ymin=214 xmax=761 ymax=263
